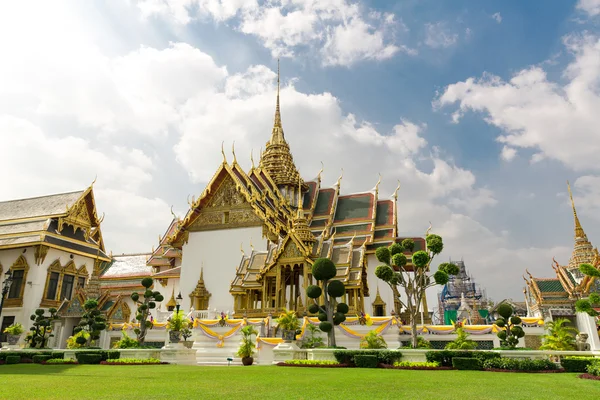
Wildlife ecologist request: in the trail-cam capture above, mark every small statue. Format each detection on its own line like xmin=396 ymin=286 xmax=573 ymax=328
xmin=576 ymin=332 xmax=590 ymax=351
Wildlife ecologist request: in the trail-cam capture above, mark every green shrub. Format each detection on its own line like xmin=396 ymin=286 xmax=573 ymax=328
xmin=354 ymin=354 xmax=378 ymax=368
xmin=32 ymin=355 xmax=52 ymax=364
xmin=283 ymin=360 xmax=340 ymax=366
xmin=483 ymin=357 xmax=557 ymax=371
xmin=393 ymin=361 xmax=440 ymax=368
xmin=5 ymin=356 xmax=20 ymax=364
xmin=452 ymin=357 xmax=482 ymax=370
xmin=75 ymin=353 xmax=103 ymax=364
xmin=333 ymin=350 xmax=402 ymax=365
xmin=44 ymin=359 xmax=78 ymax=365
xmin=587 ymin=360 xmax=600 ymax=376
xmin=425 ymin=350 xmax=500 ymax=367
xmin=103 ymin=358 xmax=162 ymax=364
xmin=561 ymin=356 xmax=598 ymax=373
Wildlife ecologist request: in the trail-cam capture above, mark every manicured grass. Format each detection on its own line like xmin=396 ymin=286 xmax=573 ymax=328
xmin=0 ymin=365 xmax=599 ymax=400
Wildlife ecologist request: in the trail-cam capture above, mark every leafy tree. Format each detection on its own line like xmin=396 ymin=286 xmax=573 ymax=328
xmin=131 ymin=277 xmax=164 ymax=345
xmin=374 ymin=235 xmax=457 ymax=348
xmin=360 ymin=330 xmax=387 ymax=349
xmin=494 ymin=303 xmax=524 ymax=349
xmin=25 ymin=308 xmax=59 ymax=348
xmin=539 ymin=318 xmax=578 ymax=351
xmin=72 ymin=298 xmax=107 ymax=347
xmin=300 ymin=323 xmax=324 ymax=349
xmin=575 ymin=263 xmax=600 ymax=317
xmin=306 ymin=258 xmax=349 ymax=347
xmin=445 ymin=327 xmax=477 ymax=350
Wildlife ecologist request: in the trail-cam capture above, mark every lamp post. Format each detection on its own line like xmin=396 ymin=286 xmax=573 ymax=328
xmin=175 ymin=292 xmax=183 ymax=314
xmin=0 ymin=270 xmax=13 ymax=322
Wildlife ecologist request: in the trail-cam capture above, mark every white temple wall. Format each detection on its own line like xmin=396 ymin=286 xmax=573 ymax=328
xmin=180 ymin=227 xmax=266 ymax=314
xmin=365 ymin=253 xmax=396 ymax=315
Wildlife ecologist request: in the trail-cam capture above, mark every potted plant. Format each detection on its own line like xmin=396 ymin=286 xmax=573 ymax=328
xmin=181 ymin=327 xmax=193 ymax=349
xmin=236 ymin=325 xmax=258 ymax=366
xmin=3 ymin=323 xmax=24 ymax=345
xmin=167 ymin=311 xmax=187 ymax=343
xmin=277 ymin=309 xmax=300 ymax=342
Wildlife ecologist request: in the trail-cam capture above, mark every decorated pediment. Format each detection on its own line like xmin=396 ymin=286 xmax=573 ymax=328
xmin=107 ymin=299 xmax=131 ymax=323
xmin=59 ymin=196 xmax=93 ymax=237
xmin=206 ymin=175 xmax=247 ymax=209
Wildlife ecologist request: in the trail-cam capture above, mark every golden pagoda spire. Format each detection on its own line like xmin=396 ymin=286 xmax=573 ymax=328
xmin=292 ymin=174 xmax=315 ymax=246
xmin=274 ymin=58 xmax=282 ymax=131
xmin=166 ymin=287 xmax=177 ymax=310
xmin=567 ymin=181 xmax=585 ymax=239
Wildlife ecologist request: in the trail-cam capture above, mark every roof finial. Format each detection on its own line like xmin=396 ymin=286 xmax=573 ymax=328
xmin=232 ymin=141 xmax=237 ymax=164
xmin=249 ymin=237 xmax=255 ymax=252
xmin=91 ymin=175 xmax=97 ymax=187
xmin=250 ymin=149 xmax=255 ymax=169
xmin=240 ymin=242 xmax=246 ymax=256
xmin=425 ymin=221 xmax=432 ymax=236
xmin=317 ymin=161 xmax=324 ymax=182
xmin=393 ymin=180 xmax=400 ymax=200
xmin=274 ymin=58 xmax=282 ymax=129
xmin=170 ymin=206 xmax=179 ymax=221
xmin=221 ymin=141 xmax=227 ymax=164
xmin=567 ymin=180 xmax=585 ymax=239
xmin=374 ymin=173 xmax=382 ymax=194
xmin=335 ymin=168 xmax=344 ymax=187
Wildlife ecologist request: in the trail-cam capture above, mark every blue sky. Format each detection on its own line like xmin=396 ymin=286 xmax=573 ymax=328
xmin=1 ymin=0 xmax=600 ymax=302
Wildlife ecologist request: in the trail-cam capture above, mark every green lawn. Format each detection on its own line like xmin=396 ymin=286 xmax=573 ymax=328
xmin=0 ymin=365 xmax=599 ymax=400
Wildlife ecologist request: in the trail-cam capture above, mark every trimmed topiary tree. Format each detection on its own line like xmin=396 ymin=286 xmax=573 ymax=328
xmin=374 ymin=235 xmax=457 ymax=348
xmin=131 ymin=277 xmax=164 ymax=345
xmin=72 ymin=298 xmax=107 ymax=347
xmin=306 ymin=258 xmax=349 ymax=347
xmin=25 ymin=308 xmax=59 ymax=348
xmin=494 ymin=303 xmax=524 ymax=349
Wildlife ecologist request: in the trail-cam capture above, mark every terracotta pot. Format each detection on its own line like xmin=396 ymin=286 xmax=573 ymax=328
xmin=169 ymin=330 xmax=182 ymax=343
xmin=6 ymin=334 xmax=21 ymax=345
xmin=242 ymin=356 xmax=254 ymax=366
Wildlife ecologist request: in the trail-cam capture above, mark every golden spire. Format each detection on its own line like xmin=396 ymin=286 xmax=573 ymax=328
xmin=166 ymin=287 xmax=177 ymax=309
xmin=567 ymin=181 xmax=585 ymax=239
xmin=258 ymin=59 xmax=304 ymax=190
xmin=293 ymin=174 xmax=315 ymax=246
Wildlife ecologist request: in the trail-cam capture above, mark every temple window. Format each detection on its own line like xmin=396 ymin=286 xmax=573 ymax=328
xmin=45 ymin=272 xmax=60 ymax=300
xmin=77 ymin=276 xmax=86 ymax=289
xmin=7 ymin=269 xmax=24 ymax=299
xmin=223 ymin=211 xmax=230 ymax=224
xmin=60 ymin=274 xmax=75 ymax=300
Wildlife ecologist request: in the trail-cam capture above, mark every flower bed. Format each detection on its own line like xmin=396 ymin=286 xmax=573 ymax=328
xmin=277 ymin=360 xmax=348 ymax=368
xmin=42 ymin=359 xmax=79 ymax=365
xmin=100 ymin=358 xmax=167 ymax=365
xmin=483 ymin=368 xmax=565 ymax=373
xmin=381 ymin=364 xmax=454 ymax=371
xmin=579 ymin=373 xmax=600 ymax=381
xmin=382 ymin=361 xmax=452 ymax=371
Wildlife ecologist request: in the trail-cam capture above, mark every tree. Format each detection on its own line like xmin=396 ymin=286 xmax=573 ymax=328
xmin=360 ymin=330 xmax=387 ymax=349
xmin=25 ymin=308 xmax=59 ymax=348
xmin=374 ymin=235 xmax=457 ymax=348
xmin=539 ymin=318 xmax=578 ymax=351
xmin=131 ymin=277 xmax=164 ymax=345
xmin=575 ymin=263 xmax=600 ymax=317
xmin=494 ymin=303 xmax=524 ymax=349
xmin=306 ymin=258 xmax=349 ymax=347
xmin=445 ymin=326 xmax=477 ymax=350
xmin=72 ymin=298 xmax=107 ymax=347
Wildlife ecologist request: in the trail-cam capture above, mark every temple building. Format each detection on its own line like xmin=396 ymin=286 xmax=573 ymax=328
xmin=523 ymin=183 xmax=600 ymax=321
xmin=436 ymin=260 xmax=490 ymax=325
xmin=151 ymin=67 xmax=425 ymax=318
xmin=0 ymin=186 xmax=115 ymax=344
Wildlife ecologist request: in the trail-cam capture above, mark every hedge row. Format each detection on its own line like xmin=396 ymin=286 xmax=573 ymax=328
xmin=561 ymin=357 xmax=598 ymax=373
xmin=0 ymin=351 xmax=65 ymax=361
xmin=452 ymin=357 xmax=482 ymax=370
xmin=354 ymin=355 xmax=378 ymax=368
xmin=333 ymin=350 xmax=402 ymax=365
xmin=425 ymin=350 xmax=501 ymax=367
xmin=483 ymin=357 xmax=558 ymax=371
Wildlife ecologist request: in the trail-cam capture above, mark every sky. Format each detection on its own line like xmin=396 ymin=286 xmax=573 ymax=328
xmin=1 ymin=0 xmax=600 ymax=306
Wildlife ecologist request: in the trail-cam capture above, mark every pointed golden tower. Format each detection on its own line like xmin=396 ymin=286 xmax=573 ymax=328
xmin=567 ymin=181 xmax=595 ymax=269
xmin=259 ymin=60 xmax=305 ymax=205
xmin=292 ymin=176 xmax=315 ymax=248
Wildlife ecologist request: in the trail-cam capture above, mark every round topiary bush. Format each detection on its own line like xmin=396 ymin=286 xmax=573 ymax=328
xmin=497 ymin=304 xmax=513 ymax=319
xmin=308 ymin=304 xmax=320 ymax=314
xmin=375 ymin=265 xmax=394 ymax=282
xmin=391 ymin=253 xmax=407 ymax=268
xmin=327 ymin=280 xmax=345 ymax=297
xmin=412 ymin=251 xmax=430 ymax=268
xmin=389 ymin=243 xmax=404 ymax=256
xmin=510 ymin=316 xmax=522 ymax=325
xmin=333 ymin=312 xmax=346 ymax=325
xmin=312 ymin=258 xmax=336 ymax=281
xmin=319 ymin=321 xmax=333 ymax=332
xmin=141 ymin=277 xmax=153 ymax=288
xmin=425 ymin=234 xmax=443 ymax=254
xmin=318 ymin=313 xmax=328 ymax=322
xmin=306 ymin=285 xmax=322 ymax=299
xmin=433 ymin=270 xmax=449 ymax=285
xmin=401 ymin=238 xmax=415 ymax=252
xmin=336 ymin=303 xmax=349 ymax=314
xmin=375 ymin=247 xmax=391 ymax=264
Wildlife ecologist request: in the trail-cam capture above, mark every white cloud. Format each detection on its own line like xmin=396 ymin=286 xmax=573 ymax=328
xmin=492 ymin=12 xmax=502 ymax=23
xmin=500 ymin=145 xmax=517 ymax=161
xmin=424 ymin=22 xmax=458 ymax=49
xmin=577 ymin=0 xmax=600 ymax=16
xmin=136 ymin=0 xmax=408 ymax=66
xmin=436 ymin=34 xmax=600 ymax=171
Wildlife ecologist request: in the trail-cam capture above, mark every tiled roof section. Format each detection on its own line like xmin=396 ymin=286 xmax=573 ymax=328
xmin=334 ymin=193 xmax=374 ymax=222
xmin=0 ymin=190 xmax=84 ymax=221
xmin=313 ymin=188 xmax=335 ymax=216
xmin=303 ymin=181 xmax=318 ymax=210
xmin=0 ymin=235 xmax=39 ymax=246
xmin=534 ymin=278 xmax=566 ymax=293
xmin=102 ymin=254 xmax=152 ymax=278
xmin=334 ymin=223 xmax=372 ymax=235
xmin=152 ymin=266 xmax=181 ymax=278
xmin=375 ymin=200 xmax=393 ymax=226
xmin=0 ymin=220 xmax=47 ymax=236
